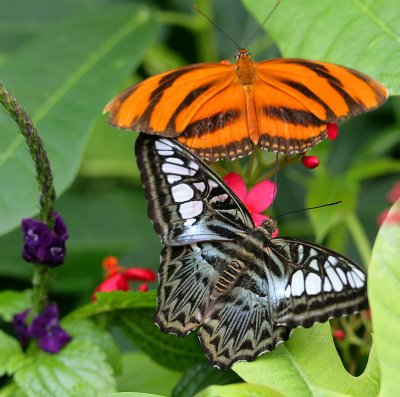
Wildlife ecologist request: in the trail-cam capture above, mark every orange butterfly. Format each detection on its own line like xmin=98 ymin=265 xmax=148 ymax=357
xmin=104 ymin=49 xmax=387 ymax=161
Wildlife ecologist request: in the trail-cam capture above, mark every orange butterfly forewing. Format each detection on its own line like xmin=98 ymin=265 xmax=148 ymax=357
xmin=104 ymin=49 xmax=387 ymax=161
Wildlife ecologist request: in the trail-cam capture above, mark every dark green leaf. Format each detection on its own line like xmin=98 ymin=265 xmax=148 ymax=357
xmin=116 ymin=308 xmax=206 ymax=372
xmin=196 ymin=383 xmax=285 ymax=397
xmin=172 ymin=362 xmax=241 ymax=397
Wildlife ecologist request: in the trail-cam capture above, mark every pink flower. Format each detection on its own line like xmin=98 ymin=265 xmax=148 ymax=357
xmin=377 ymin=181 xmax=400 ymax=226
xmin=387 ymin=181 xmax=400 ymax=203
xmin=92 ymin=256 xmax=156 ymax=300
xmin=223 ymin=172 xmax=277 ymax=236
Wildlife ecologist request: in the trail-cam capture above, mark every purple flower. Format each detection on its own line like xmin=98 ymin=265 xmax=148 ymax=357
xmin=22 ymin=211 xmax=68 ymax=267
xmin=28 ymin=304 xmax=71 ymax=353
xmin=12 ymin=309 xmax=30 ymax=348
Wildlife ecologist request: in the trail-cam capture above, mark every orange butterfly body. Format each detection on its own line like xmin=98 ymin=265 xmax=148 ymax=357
xmin=104 ymin=49 xmax=387 ymax=161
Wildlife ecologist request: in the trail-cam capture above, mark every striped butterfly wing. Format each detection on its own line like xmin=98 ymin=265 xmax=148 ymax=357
xmin=135 ymin=134 xmax=254 ymax=246
xmin=266 ymin=237 xmax=368 ymax=328
xmin=154 ymin=240 xmax=292 ymax=370
xmin=106 ymin=51 xmax=387 ymax=161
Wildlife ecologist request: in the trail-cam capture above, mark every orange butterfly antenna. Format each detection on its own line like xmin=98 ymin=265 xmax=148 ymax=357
xmin=244 ymin=0 xmax=281 ymax=48
xmin=193 ymin=4 xmax=240 ymax=50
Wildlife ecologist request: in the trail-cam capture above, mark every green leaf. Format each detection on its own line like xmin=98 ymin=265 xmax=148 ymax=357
xmin=172 ymin=362 xmax=242 ymax=397
xmin=347 ymin=158 xmax=400 ymax=181
xmin=116 ymin=351 xmax=181 ymax=395
xmin=65 ymin=291 xmax=157 ymax=322
xmin=102 ymin=393 xmax=165 ymax=397
xmin=0 ymin=3 xmax=160 ymax=235
xmin=62 ymin=318 xmax=121 ymax=374
xmin=14 ymin=338 xmax=115 ymax=397
xmin=243 ymin=0 xmax=399 ymax=94
xmin=306 ymin=172 xmax=358 ymax=242
xmin=368 ymin=199 xmax=400 ymax=396
xmin=232 ymin=323 xmax=379 ymax=397
xmin=116 ymin=309 xmax=206 ymax=372
xmin=0 ymin=381 xmax=27 ymax=397
xmin=0 ymin=290 xmax=31 ymax=321
xmin=196 ymin=383 xmax=284 ymax=397
xmin=0 ymin=330 xmax=26 ymax=376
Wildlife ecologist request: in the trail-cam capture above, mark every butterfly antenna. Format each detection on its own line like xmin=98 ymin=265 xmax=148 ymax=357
xmin=194 ymin=4 xmax=240 ymax=49
xmin=245 ymin=0 xmax=281 ymax=48
xmin=275 ymin=201 xmax=342 ymax=220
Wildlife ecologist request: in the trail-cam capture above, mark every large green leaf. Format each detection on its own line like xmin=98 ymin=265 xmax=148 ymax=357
xmin=14 ymin=320 xmax=117 ymax=397
xmin=232 ymin=323 xmax=379 ymax=397
xmin=116 ymin=351 xmax=181 ymax=395
xmin=368 ymin=199 xmax=400 ymax=396
xmin=0 ymin=2 xmax=159 ymax=235
xmin=243 ymin=0 xmax=399 ymax=94
xmin=0 ymin=290 xmax=31 ymax=321
xmin=196 ymin=383 xmax=284 ymax=397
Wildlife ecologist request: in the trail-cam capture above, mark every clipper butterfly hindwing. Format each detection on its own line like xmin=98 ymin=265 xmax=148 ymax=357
xmin=135 ymin=133 xmax=368 ymax=370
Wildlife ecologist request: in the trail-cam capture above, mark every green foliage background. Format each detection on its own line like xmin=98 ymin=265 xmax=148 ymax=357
xmin=0 ymin=0 xmax=399 ymax=396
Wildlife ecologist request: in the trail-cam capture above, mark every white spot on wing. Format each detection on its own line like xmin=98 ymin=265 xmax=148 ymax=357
xmin=171 ymin=183 xmax=194 ymax=203
xmin=285 ymin=284 xmax=291 ymax=298
xmin=297 ymin=245 xmax=304 ymax=262
xmin=210 ymin=194 xmax=228 ymax=204
xmin=179 ymin=201 xmax=203 ymax=219
xmin=166 ymin=157 xmax=184 ymax=165
xmin=189 ymin=161 xmax=199 ymax=171
xmin=347 ymin=272 xmax=356 ymax=288
xmin=291 ymin=270 xmax=305 ymax=296
xmin=156 ymin=140 xmax=172 ymax=151
xmin=309 ymin=248 xmax=318 ymax=257
xmin=184 ymin=218 xmax=196 ymax=227
xmin=158 ymin=150 xmax=174 ymax=156
xmin=328 ymin=255 xmax=338 ymax=266
xmin=167 ymin=175 xmax=182 ymax=184
xmin=323 ymin=277 xmax=332 ymax=292
xmin=336 ymin=268 xmax=347 ymax=284
xmin=350 ymin=266 xmax=366 ymax=281
xmin=162 ymin=163 xmax=195 ymax=176
xmin=208 ymin=179 xmax=218 ymax=189
xmin=325 ymin=265 xmax=343 ymax=291
xmin=305 ymin=273 xmax=322 ymax=295
xmin=194 ymin=182 xmax=206 ymax=192
xmin=350 ymin=270 xmax=365 ymax=288
xmin=309 ymin=259 xmax=319 ymax=271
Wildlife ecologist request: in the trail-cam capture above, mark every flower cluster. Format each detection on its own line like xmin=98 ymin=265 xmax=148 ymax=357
xmin=22 ymin=212 xmax=68 ymax=267
xmin=93 ymin=256 xmax=157 ymax=298
xmin=12 ymin=304 xmax=71 ymax=353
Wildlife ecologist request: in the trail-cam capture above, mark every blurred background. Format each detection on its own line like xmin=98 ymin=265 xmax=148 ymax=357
xmin=0 ymin=0 xmax=398 ymax=345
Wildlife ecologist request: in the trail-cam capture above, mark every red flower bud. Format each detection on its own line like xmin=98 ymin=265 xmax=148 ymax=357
xmin=327 ymin=123 xmax=338 ymax=140
xmin=301 ymin=155 xmax=319 ymax=169
xmin=333 ymin=329 xmax=346 ymax=340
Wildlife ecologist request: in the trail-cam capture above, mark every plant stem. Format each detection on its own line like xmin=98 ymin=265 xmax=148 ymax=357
xmin=345 ymin=212 xmax=371 ymax=267
xmin=0 ymin=81 xmax=56 ymax=316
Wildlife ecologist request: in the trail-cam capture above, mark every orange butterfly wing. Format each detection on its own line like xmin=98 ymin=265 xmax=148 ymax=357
xmin=253 ymin=58 xmax=387 ymax=153
xmin=104 ymin=52 xmax=387 ymax=161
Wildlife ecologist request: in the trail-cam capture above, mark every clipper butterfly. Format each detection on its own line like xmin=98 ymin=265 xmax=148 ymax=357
xmin=135 ymin=133 xmax=368 ymax=370
xmin=105 ymin=48 xmax=387 ymax=161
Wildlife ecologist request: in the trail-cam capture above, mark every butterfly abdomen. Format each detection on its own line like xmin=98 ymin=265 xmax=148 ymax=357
xmin=212 ymin=261 xmax=246 ymax=299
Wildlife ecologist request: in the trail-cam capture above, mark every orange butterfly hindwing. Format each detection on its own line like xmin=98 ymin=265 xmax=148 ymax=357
xmin=104 ymin=49 xmax=387 ymax=161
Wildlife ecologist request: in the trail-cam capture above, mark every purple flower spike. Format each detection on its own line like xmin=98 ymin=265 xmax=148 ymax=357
xmin=22 ymin=211 xmax=68 ymax=267
xmin=12 ymin=309 xmax=30 ymax=348
xmin=28 ymin=303 xmax=71 ymax=353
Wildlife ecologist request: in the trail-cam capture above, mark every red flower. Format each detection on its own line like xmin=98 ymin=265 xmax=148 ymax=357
xmin=223 ymin=172 xmax=277 ymax=235
xmin=92 ymin=256 xmax=156 ymax=299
